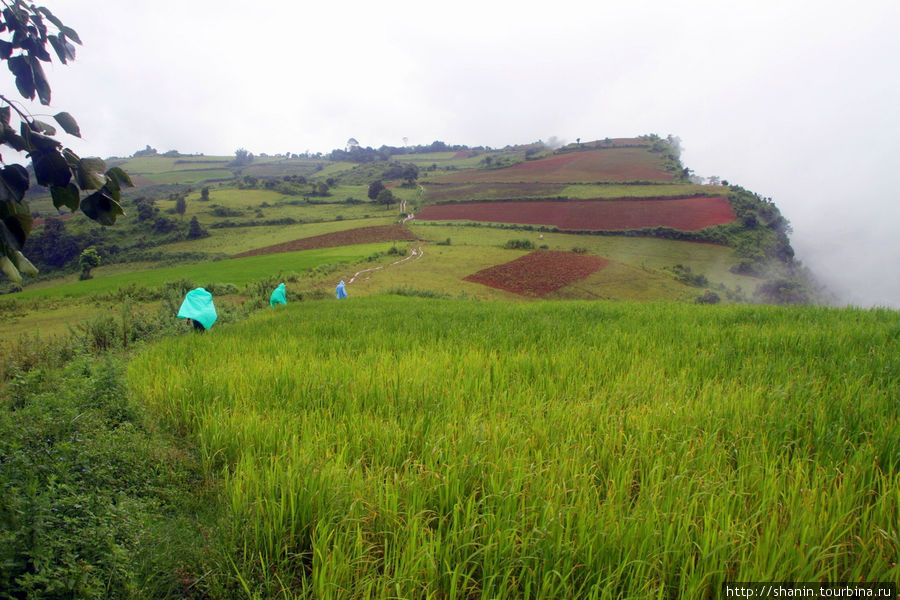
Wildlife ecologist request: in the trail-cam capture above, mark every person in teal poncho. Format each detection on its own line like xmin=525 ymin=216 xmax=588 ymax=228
xmin=336 ymin=280 xmax=347 ymax=299
xmin=177 ymin=287 xmax=217 ymax=331
xmin=270 ymin=282 xmax=287 ymax=307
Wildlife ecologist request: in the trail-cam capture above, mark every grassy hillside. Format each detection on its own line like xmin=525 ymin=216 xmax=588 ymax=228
xmin=0 ymin=138 xmax=892 ymax=598
xmin=127 ymin=296 xmax=900 ymax=598
xmin=11 ymin=135 xmax=810 ymax=309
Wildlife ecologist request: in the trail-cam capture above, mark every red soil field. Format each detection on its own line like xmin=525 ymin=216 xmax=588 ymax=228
xmin=433 ymin=148 xmax=674 ymax=184
xmin=424 ymin=182 xmax=567 ymax=203
xmin=464 ymin=250 xmax=610 ymax=297
xmin=417 ymin=196 xmax=736 ymax=231
xmin=32 ymin=213 xmax=75 ymax=227
xmin=233 ymin=225 xmax=419 ymax=258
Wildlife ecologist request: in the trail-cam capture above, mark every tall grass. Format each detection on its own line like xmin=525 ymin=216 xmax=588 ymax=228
xmin=129 ymin=297 xmax=900 ymax=598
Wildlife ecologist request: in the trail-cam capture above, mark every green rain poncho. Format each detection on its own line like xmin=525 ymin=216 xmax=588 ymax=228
xmin=270 ymin=283 xmax=287 ymax=306
xmin=177 ymin=287 xmax=218 ymax=330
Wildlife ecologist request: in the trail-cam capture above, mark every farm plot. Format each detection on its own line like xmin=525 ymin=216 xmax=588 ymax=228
xmin=416 ymin=196 xmax=736 ymax=231
xmin=424 ymin=182 xmax=567 ymax=203
xmin=464 ymin=250 xmax=609 ymax=296
xmin=432 ymin=148 xmax=674 ymax=184
xmin=233 ymin=224 xmax=420 ymax=257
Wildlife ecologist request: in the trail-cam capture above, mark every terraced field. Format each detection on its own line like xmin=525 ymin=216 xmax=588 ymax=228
xmin=417 ymin=196 xmax=736 ymax=231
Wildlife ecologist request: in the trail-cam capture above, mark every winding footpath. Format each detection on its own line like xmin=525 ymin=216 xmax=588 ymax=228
xmin=347 ymin=245 xmax=424 ymax=284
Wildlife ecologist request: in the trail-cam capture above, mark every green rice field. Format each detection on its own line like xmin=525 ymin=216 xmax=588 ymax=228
xmin=129 ymin=296 xmax=900 ymax=598
xmin=12 ymin=244 xmax=393 ymax=300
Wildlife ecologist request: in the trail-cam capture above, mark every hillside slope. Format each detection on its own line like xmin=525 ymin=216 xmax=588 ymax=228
xmin=9 ymin=135 xmax=820 ymax=306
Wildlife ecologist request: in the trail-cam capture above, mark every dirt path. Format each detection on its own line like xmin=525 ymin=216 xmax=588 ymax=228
xmin=347 ymin=244 xmax=424 ymax=285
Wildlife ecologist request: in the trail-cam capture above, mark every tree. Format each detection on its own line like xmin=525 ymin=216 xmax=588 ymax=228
xmin=367 ymin=180 xmax=385 ymax=200
xmin=187 ymin=216 xmax=207 ymax=239
xmin=21 ymin=214 xmax=78 ymax=268
xmin=376 ymin=188 xmax=395 ymax=209
xmin=78 ymin=246 xmax=99 ymax=280
xmin=200 ymin=186 xmax=210 ymax=201
xmin=133 ymin=197 xmax=156 ymax=222
xmin=232 ymin=148 xmax=253 ymax=166
xmin=151 ymin=216 xmax=177 ymax=234
xmin=0 ymin=2 xmax=133 ymax=283
xmin=174 ymin=195 xmax=186 ymax=220
xmin=401 ymin=163 xmax=419 ymax=185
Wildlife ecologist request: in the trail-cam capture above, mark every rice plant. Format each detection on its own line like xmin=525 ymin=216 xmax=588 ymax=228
xmin=129 ymin=297 xmax=900 ymax=598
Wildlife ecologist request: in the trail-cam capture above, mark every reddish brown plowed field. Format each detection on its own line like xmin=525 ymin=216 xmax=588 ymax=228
xmin=417 ymin=196 xmax=735 ymax=231
xmin=233 ymin=225 xmax=419 ymax=258
xmin=465 ymin=250 xmax=609 ymax=297
xmin=424 ymin=182 xmax=566 ymax=203
xmin=433 ymin=148 xmax=674 ymax=184
xmin=32 ymin=213 xmax=75 ymax=226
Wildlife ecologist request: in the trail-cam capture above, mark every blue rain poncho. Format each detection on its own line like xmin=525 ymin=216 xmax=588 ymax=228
xmin=336 ymin=280 xmax=347 ymax=299
xmin=177 ymin=287 xmax=218 ymax=330
xmin=270 ymin=282 xmax=287 ymax=307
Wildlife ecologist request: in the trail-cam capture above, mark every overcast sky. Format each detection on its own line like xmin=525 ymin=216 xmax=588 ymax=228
xmin=14 ymin=0 xmax=900 ymax=307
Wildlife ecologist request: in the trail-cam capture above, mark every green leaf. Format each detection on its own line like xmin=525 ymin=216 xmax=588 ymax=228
xmin=1 ymin=125 xmax=27 ymax=152
xmin=105 ymin=167 xmax=133 ymax=189
xmin=0 ymin=164 xmax=29 ymax=201
xmin=0 ymin=40 xmax=12 ymax=59
xmin=0 ymin=106 xmax=9 ymax=127
xmin=76 ymin=157 xmax=106 ymax=190
xmin=2 ymin=8 xmax=24 ymax=31
xmin=8 ymin=54 xmax=35 ymax=100
xmin=50 ymin=183 xmax=79 ymax=212
xmin=53 ymin=112 xmax=80 ymax=137
xmin=22 ymin=35 xmax=52 ymax=63
xmin=28 ymin=12 xmax=46 ymax=36
xmin=30 ymin=56 xmax=50 ymax=105
xmin=47 ymin=34 xmax=71 ymax=63
xmin=0 ymin=251 xmax=23 ymax=283
xmin=20 ymin=121 xmax=59 ymax=151
xmin=105 ymin=176 xmax=121 ymax=201
xmin=62 ymin=147 xmax=80 ymax=167
xmin=60 ymin=25 xmax=81 ymax=45
xmin=36 ymin=7 xmax=65 ymax=31
xmin=13 ymin=250 xmax=37 ymax=276
xmin=0 ymin=203 xmax=33 ymax=250
xmin=32 ymin=149 xmax=71 ymax=188
xmin=32 ymin=119 xmax=56 ymax=135
xmin=80 ymin=191 xmax=124 ymax=226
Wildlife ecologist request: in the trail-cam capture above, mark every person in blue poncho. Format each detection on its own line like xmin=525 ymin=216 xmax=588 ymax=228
xmin=270 ymin=282 xmax=287 ymax=307
xmin=336 ymin=280 xmax=347 ymax=299
xmin=177 ymin=287 xmax=218 ymax=331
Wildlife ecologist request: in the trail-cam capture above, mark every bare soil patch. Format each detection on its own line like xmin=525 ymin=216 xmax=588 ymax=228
xmin=433 ymin=148 xmax=674 ymax=184
xmin=464 ymin=250 xmax=610 ymax=297
xmin=233 ymin=225 xmax=419 ymax=258
xmin=417 ymin=196 xmax=735 ymax=231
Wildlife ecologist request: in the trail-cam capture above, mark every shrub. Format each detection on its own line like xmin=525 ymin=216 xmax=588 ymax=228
xmin=503 ymin=239 xmax=535 ymax=250
xmin=0 ymin=357 xmax=212 ymax=599
xmin=387 ymin=286 xmax=450 ymax=299
xmin=666 ymin=264 xmax=709 ymax=287
xmin=754 ymin=279 xmax=809 ymax=305
xmin=695 ymin=290 xmax=721 ymax=304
